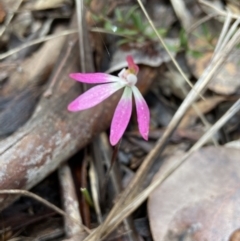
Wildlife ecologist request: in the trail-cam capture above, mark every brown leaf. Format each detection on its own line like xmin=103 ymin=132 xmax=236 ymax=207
xmin=2 ymin=25 xmax=66 ymax=95
xmin=180 ymin=96 xmax=226 ymax=128
xmin=187 ymin=21 xmax=240 ymax=95
xmin=148 ymin=146 xmax=240 ymax=241
xmin=227 ymin=0 xmax=240 ymax=15
xmin=208 ymin=50 xmax=240 ymax=95
xmin=0 ymin=1 xmax=6 ymax=23
xmin=23 ymin=0 xmax=72 ymax=11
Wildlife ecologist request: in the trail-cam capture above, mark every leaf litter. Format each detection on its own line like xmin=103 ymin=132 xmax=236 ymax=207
xmin=0 ymin=0 xmax=240 ymax=241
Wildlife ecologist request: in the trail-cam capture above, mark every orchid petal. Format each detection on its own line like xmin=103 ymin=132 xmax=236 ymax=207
xmin=69 ymin=73 xmax=120 ymax=84
xmin=68 ymin=82 xmax=124 ymax=112
xmin=110 ymin=87 xmax=132 ymax=145
xmin=126 ymin=55 xmax=139 ymax=74
xmin=132 ymin=86 xmax=150 ymax=140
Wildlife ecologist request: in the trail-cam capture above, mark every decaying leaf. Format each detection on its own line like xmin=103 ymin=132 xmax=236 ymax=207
xmin=106 ymin=39 xmax=179 ymax=73
xmin=226 ymin=0 xmax=240 ymax=15
xmin=23 ymin=0 xmax=72 ymax=11
xmin=0 ymin=2 xmax=6 ymax=23
xmin=148 ymin=146 xmax=240 ymax=241
xmin=180 ymin=95 xmax=226 ymax=128
xmin=225 ymin=139 xmax=240 ymax=149
xmin=2 ymin=25 xmax=66 ymax=94
xmin=207 ymin=49 xmax=240 ymax=95
xmin=187 ymin=20 xmax=240 ymax=95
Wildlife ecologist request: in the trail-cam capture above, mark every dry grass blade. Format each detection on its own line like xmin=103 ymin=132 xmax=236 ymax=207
xmin=0 ymin=189 xmax=90 ymax=233
xmin=216 ymin=17 xmax=240 ymax=54
xmin=0 ymin=29 xmax=78 ymax=60
xmin=89 ymin=159 xmax=102 ymax=224
xmin=82 ymin=10 xmax=240 ymax=241
xmin=199 ymin=0 xmax=240 ymax=19
xmin=214 ymin=11 xmax=232 ymax=54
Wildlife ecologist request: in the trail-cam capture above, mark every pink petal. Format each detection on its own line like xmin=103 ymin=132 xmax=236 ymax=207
xmin=132 ymin=86 xmax=150 ymax=141
xmin=126 ymin=55 xmax=139 ymax=74
xmin=68 ymin=82 xmax=124 ymax=112
xmin=110 ymin=87 xmax=132 ymax=145
xmin=69 ymin=73 xmax=120 ymax=83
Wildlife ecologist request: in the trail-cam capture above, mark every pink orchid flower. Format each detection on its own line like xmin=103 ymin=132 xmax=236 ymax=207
xmin=68 ymin=56 xmax=150 ymax=146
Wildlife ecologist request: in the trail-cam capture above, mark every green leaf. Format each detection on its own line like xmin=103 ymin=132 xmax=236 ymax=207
xmin=201 ymin=23 xmax=212 ymax=41
xmin=157 ymin=28 xmax=167 ymax=36
xmin=104 ymin=21 xmax=114 ymax=31
xmin=84 ymin=0 xmax=91 ymax=6
xmin=117 ymin=38 xmax=132 ymax=46
xmin=91 ymin=14 xmax=101 ymax=22
xmin=118 ymin=29 xmax=138 ymax=36
xmin=179 ymin=28 xmax=188 ymax=49
xmin=145 ymin=27 xmax=167 ymax=39
xmin=187 ymin=50 xmax=204 ymax=58
xmin=115 ymin=8 xmax=123 ymax=22
xmin=236 ymin=43 xmax=240 ymax=49
xmin=136 ymin=36 xmax=145 ymax=43
xmin=125 ymin=5 xmax=139 ymax=21
xmin=165 ymin=43 xmax=179 ymax=52
xmin=131 ymin=11 xmax=144 ymax=32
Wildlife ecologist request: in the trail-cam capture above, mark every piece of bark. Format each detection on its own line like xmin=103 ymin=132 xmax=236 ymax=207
xmin=0 ymin=26 xmax=153 ymax=210
xmin=58 ymin=164 xmax=86 ymax=240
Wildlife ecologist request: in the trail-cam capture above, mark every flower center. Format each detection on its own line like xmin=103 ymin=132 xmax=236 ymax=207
xmin=118 ymin=69 xmax=138 ymax=86
xmin=126 ymin=73 xmax=137 ymax=86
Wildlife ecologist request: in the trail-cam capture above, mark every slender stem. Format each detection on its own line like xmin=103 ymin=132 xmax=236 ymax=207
xmin=101 ymin=139 xmax=122 ymax=193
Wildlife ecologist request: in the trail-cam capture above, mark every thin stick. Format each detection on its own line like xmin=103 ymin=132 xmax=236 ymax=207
xmin=58 ymin=164 xmax=85 ymax=237
xmin=76 ymin=0 xmax=86 ymax=73
xmin=0 ymin=189 xmax=90 ymax=234
xmin=101 ymin=139 xmax=122 ymax=191
xmin=0 ymin=29 xmax=78 ymax=60
xmin=0 ymin=0 xmax=23 ymax=37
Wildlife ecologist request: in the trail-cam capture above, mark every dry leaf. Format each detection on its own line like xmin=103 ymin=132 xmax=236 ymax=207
xmin=148 ymin=146 xmax=240 ymax=241
xmin=207 ymin=49 xmax=240 ymax=95
xmin=227 ymin=0 xmax=240 ymax=14
xmin=0 ymin=2 xmax=6 ymax=23
xmin=180 ymin=96 xmax=226 ymax=128
xmin=23 ymin=0 xmax=72 ymax=10
xmin=225 ymin=139 xmax=240 ymax=149
xmin=187 ymin=21 xmax=240 ymax=95
xmin=2 ymin=25 xmax=66 ymax=94
xmin=106 ymin=39 xmax=179 ymax=73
